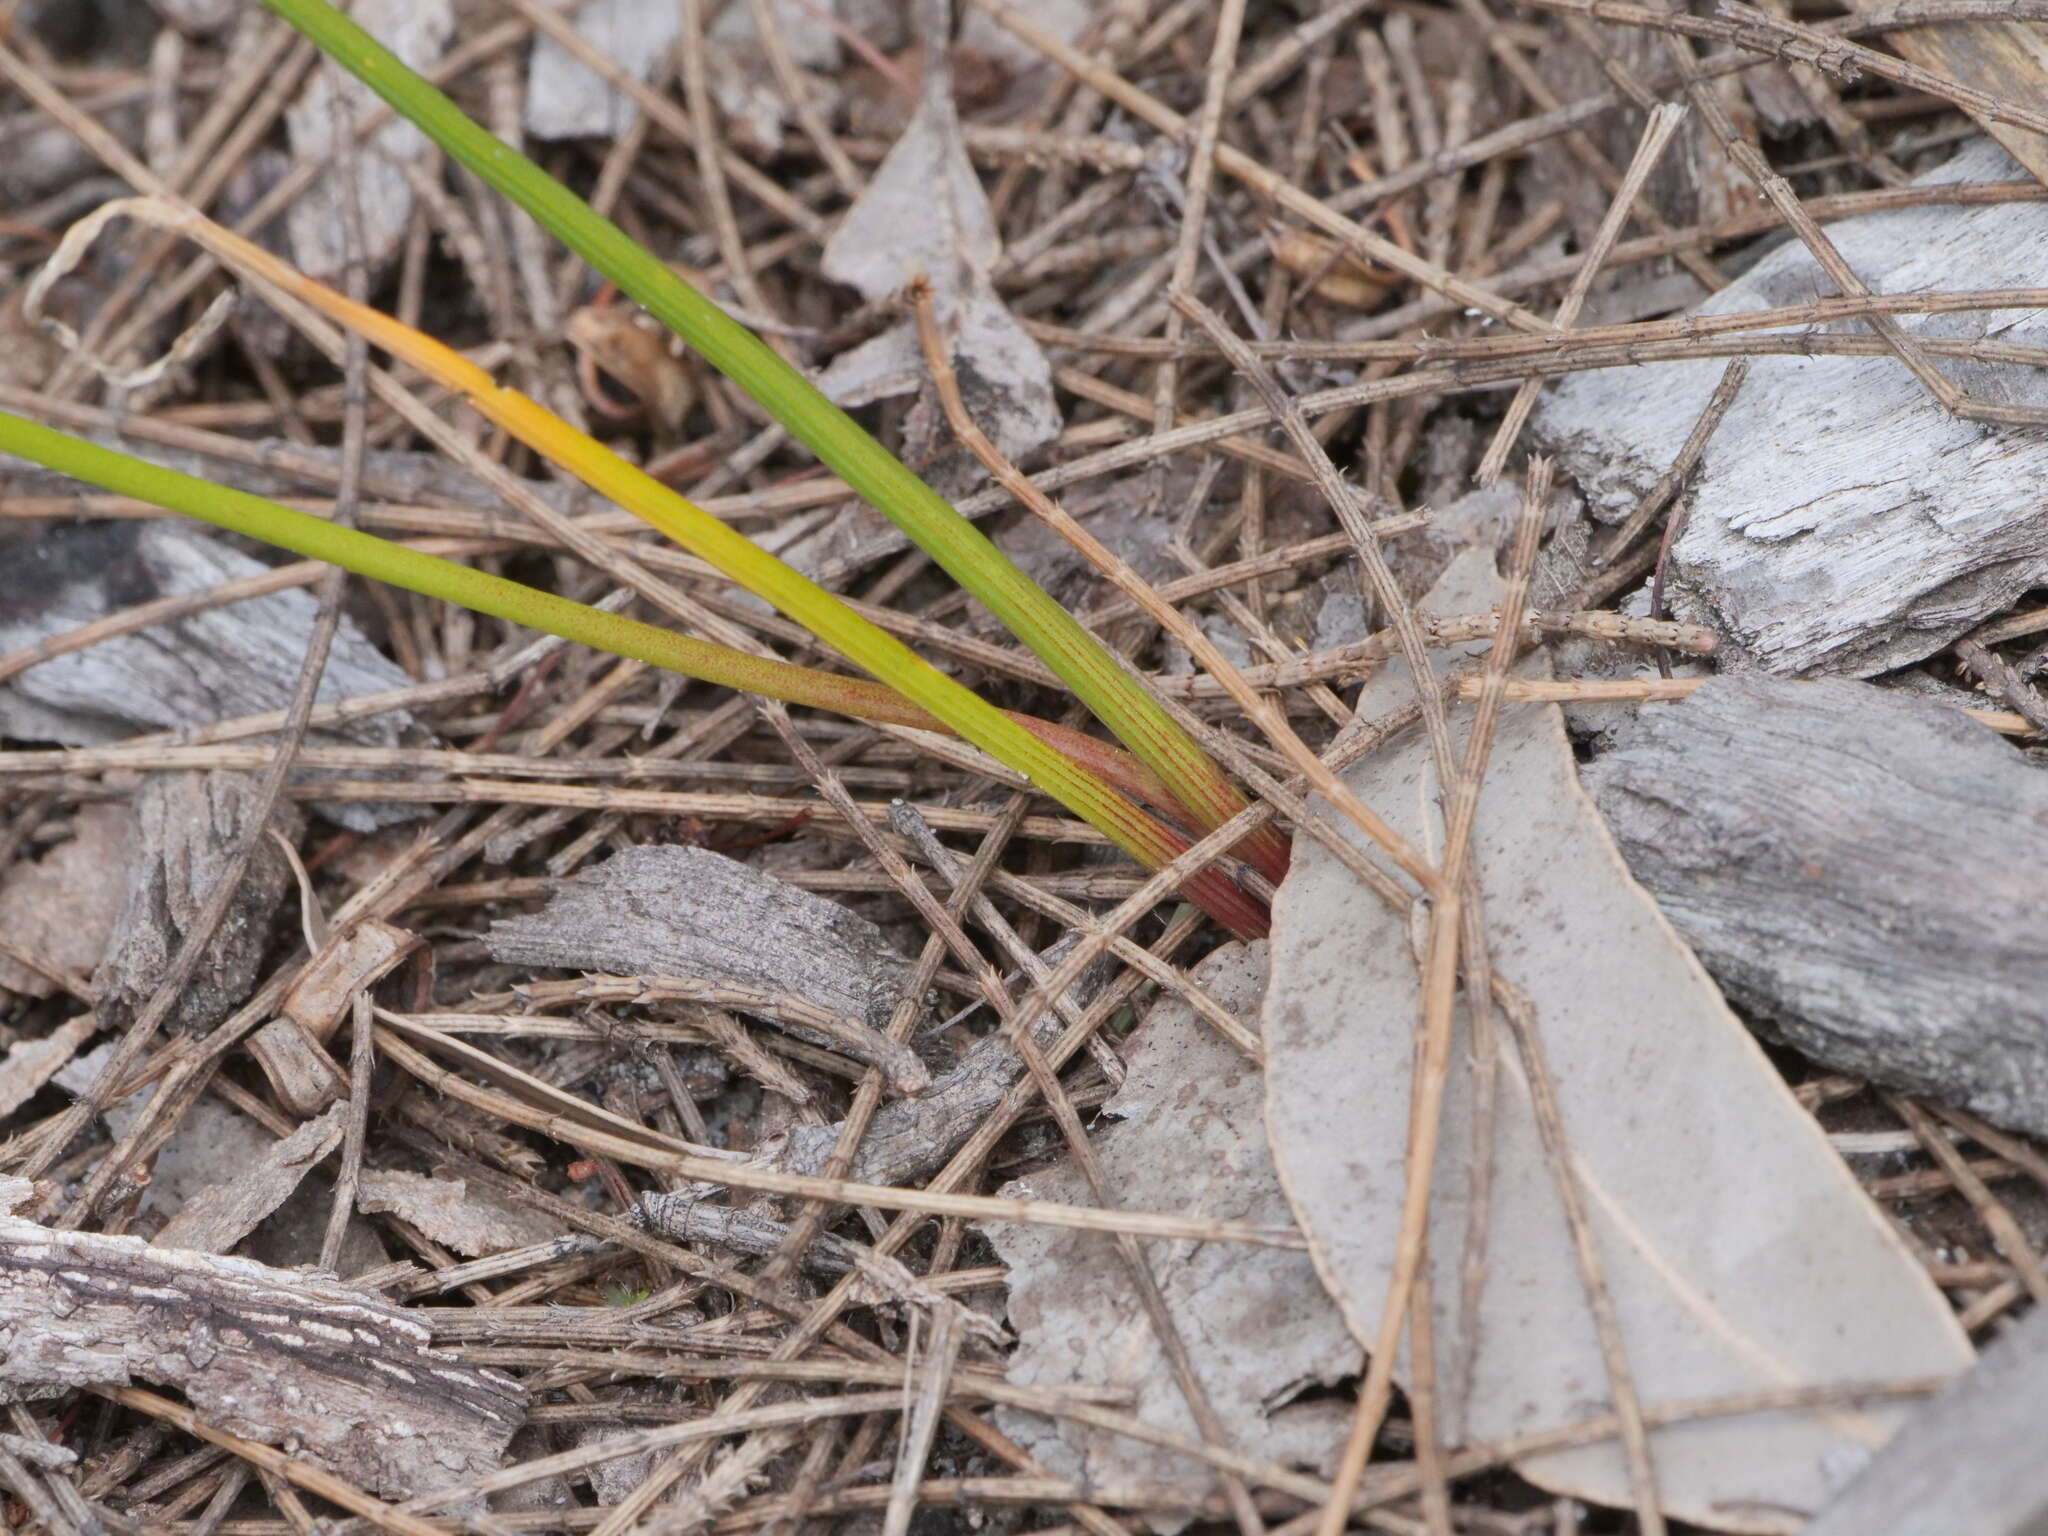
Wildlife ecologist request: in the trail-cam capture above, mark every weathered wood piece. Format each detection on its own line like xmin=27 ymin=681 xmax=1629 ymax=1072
xmin=778 ymin=936 xmax=1112 ymax=1188
xmin=486 ymin=846 xmax=917 ymax=1029
xmin=1846 ymin=0 xmax=2048 ymax=187
xmin=0 ymin=522 xmax=424 ymax=830
xmin=1806 ymin=1302 xmax=2048 ymax=1536
xmin=0 ymin=1178 xmax=522 ymax=1498
xmin=95 ymin=770 xmax=299 ymax=1035
xmin=152 ymin=1103 xmax=345 ymax=1256
xmin=1532 ymin=138 xmax=2048 ymax=676
xmin=1585 ymin=675 xmax=2048 ymax=1134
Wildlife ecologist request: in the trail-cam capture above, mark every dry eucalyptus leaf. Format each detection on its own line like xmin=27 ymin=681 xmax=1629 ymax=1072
xmin=284 ymin=0 xmax=453 ymax=281
xmin=984 ymin=944 xmax=1350 ymax=1528
xmin=0 ymin=1178 xmax=522 ymax=1498
xmin=357 ymin=1170 xmax=566 ymax=1259
xmin=1263 ymin=548 xmax=1971 ymax=1533
xmin=0 ymin=803 xmax=130 ymax=998
xmin=817 ymin=0 xmax=1058 ymax=466
xmin=524 ymin=0 xmax=679 ymax=141
xmin=152 ymin=1102 xmax=347 ymax=1256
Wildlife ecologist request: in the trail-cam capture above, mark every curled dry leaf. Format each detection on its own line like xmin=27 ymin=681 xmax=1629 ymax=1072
xmin=1265 ymin=228 xmax=1397 ymax=310
xmin=565 ymin=303 xmax=697 ymax=437
xmin=1262 ymin=549 xmax=1971 ymax=1533
xmin=984 ymin=943 xmax=1351 ymax=1528
xmin=0 ymin=1178 xmax=522 ymax=1499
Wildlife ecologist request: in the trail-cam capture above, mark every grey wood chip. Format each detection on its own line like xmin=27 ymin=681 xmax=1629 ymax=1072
xmin=1806 ymin=1303 xmax=2048 ymax=1536
xmin=0 ymin=522 xmax=425 ymax=831
xmin=1532 ymin=138 xmax=2048 ymax=676
xmin=151 ymin=1103 xmax=347 ymax=1256
xmin=95 ymin=770 xmax=300 ymax=1034
xmin=0 ymin=1178 xmax=521 ymax=1498
xmin=486 ymin=845 xmax=915 ymax=1028
xmin=1585 ymin=673 xmax=2048 ymax=1135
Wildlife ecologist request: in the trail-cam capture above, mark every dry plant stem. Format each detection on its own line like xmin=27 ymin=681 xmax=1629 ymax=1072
xmin=891 ymin=806 xmax=1268 ymax=1536
xmin=1166 ymin=298 xmax=1474 ymax=1536
xmin=1464 ymin=464 xmax=1665 ymax=1531
xmin=1477 ymin=104 xmax=1688 ymax=483
xmin=972 ymin=0 xmax=1555 ymax=334
xmin=1152 ymin=0 xmax=1249 ymax=436
xmin=1888 ymin=1094 xmax=2048 ymax=1303
xmin=884 ymin=1304 xmax=968 ymax=1536
xmin=1657 ymin=35 xmax=2003 ymax=431
xmin=1954 ymin=638 xmax=2048 ymax=732
xmin=369 ymin=1024 xmax=1296 ymax=1246
xmin=106 ymin=1388 xmax=445 ymax=1536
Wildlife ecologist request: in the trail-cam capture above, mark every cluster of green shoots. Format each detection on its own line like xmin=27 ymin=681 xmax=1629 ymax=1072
xmin=0 ymin=0 xmax=1287 ymax=937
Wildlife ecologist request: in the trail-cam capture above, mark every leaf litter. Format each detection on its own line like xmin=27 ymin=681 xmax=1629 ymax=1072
xmin=7 ymin=0 xmax=2048 ymax=1530
xmin=1262 ymin=548 xmax=1973 ymax=1531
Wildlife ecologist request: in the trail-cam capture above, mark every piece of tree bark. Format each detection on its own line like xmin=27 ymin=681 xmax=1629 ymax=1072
xmin=0 ymin=1178 xmax=522 ymax=1499
xmin=1532 ymin=138 xmax=2048 ymax=677
xmin=487 ymin=845 xmax=917 ymax=1029
xmin=1806 ymin=1303 xmax=2048 ymax=1536
xmin=0 ymin=523 xmax=424 ymax=831
xmin=1846 ymin=0 xmax=2048 ymax=187
xmin=94 ymin=770 xmax=300 ymax=1035
xmin=1585 ymin=675 xmax=2048 ymax=1134
xmin=151 ymin=1103 xmax=346 ymax=1256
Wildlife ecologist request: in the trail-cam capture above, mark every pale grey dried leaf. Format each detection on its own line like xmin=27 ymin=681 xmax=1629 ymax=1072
xmin=284 ymin=0 xmax=453 ymax=281
xmin=1264 ymin=549 xmax=1971 ymax=1533
xmin=0 ymin=522 xmax=424 ymax=831
xmin=0 ymin=1178 xmax=522 ymax=1498
xmin=486 ymin=845 xmax=915 ymax=1028
xmin=357 ymin=1170 xmax=566 ymax=1259
xmin=985 ymin=944 xmax=1348 ymax=1529
xmin=95 ymin=770 xmax=300 ymax=1034
xmin=152 ymin=1103 xmax=347 ymax=1256
xmin=1584 ymin=675 xmax=2048 ymax=1135
xmin=524 ymin=0 xmax=680 ymax=140
xmin=817 ymin=0 xmax=1058 ymax=465
xmin=1532 ymin=138 xmax=2048 ymax=676
xmin=0 ymin=803 xmax=130 ymax=998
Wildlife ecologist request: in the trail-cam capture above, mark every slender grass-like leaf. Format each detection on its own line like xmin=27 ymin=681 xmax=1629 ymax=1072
xmin=0 ymin=409 xmax=1269 ymax=938
xmin=258 ymin=0 xmax=1270 ymax=866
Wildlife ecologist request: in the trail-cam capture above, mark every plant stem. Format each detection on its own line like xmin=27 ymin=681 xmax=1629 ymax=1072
xmin=0 ymin=409 xmax=1267 ymax=937
xmin=258 ymin=0 xmax=1265 ymax=855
